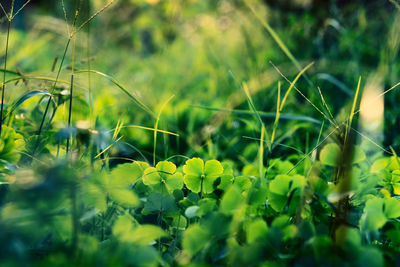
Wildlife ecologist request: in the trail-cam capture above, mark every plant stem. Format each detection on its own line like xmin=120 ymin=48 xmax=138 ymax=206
xmin=66 ymin=75 xmax=74 ymax=154
xmin=87 ymin=0 xmax=93 ymax=128
xmin=31 ymin=38 xmax=71 ymax=158
xmin=66 ymin=36 xmax=76 ymax=156
xmin=0 ymin=20 xmax=11 ymax=137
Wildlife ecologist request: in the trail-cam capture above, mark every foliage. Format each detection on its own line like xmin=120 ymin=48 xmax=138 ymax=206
xmin=0 ymin=0 xmax=400 ymax=266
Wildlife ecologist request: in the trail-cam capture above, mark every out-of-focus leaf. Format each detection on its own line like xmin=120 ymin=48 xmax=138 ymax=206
xmin=182 ymin=224 xmax=211 ymax=256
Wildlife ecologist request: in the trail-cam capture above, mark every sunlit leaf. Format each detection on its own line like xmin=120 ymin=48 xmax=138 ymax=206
xmin=220 ymin=185 xmax=243 ymax=215
xmin=182 ymin=224 xmax=211 ymax=256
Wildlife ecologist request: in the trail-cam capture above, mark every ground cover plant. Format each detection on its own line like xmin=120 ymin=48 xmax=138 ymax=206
xmin=1 ymin=0 xmax=400 ymax=266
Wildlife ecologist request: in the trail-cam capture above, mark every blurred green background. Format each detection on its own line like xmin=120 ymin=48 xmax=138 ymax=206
xmin=1 ymin=0 xmax=398 ymax=166
xmin=1 ymin=1 xmax=400 ymax=265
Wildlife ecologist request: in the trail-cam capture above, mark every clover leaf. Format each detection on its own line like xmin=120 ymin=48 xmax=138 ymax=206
xmin=183 ymin=158 xmax=223 ymax=194
xmin=143 ymin=161 xmax=183 ymax=194
xmin=182 ymin=224 xmax=211 ymax=257
xmin=320 ymin=143 xmax=366 ymax=166
xmin=360 ymin=197 xmax=400 ymax=231
xmin=268 ymin=174 xmax=305 ymax=213
xmin=389 ymin=170 xmax=400 ymax=195
xmin=143 ymin=192 xmax=178 ymax=214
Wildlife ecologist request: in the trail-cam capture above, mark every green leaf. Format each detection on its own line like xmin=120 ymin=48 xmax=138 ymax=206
xmin=234 ymin=176 xmax=252 ymax=193
xmin=143 ymin=161 xmax=183 ymax=193
xmin=131 ymin=225 xmax=167 ymax=245
xmin=360 ymin=198 xmax=387 ymax=231
xmin=182 ymin=224 xmax=211 ymax=256
xmin=185 ymin=206 xmax=200 ymax=218
xmin=109 ymin=189 xmax=139 ymax=207
xmin=187 ymin=192 xmax=200 ymax=203
xmin=183 ymin=158 xmax=224 ymax=194
xmin=271 ymin=215 xmax=297 ymax=241
xmin=204 ymin=160 xmax=224 ymax=178
xmin=143 ymin=193 xmax=178 ymax=213
xmin=9 ymin=90 xmax=50 ymax=115
xmin=391 ymin=170 xmax=400 ymax=195
xmin=183 ymin=158 xmax=204 ymax=176
xmin=247 ymin=180 xmax=268 ymax=205
xmin=0 ymin=126 xmax=23 ymax=164
xmin=156 ymin=161 xmax=176 ymax=179
xmin=217 ymin=173 xmax=234 ymax=191
xmin=357 ymin=247 xmax=384 ymax=267
xmin=183 ymin=174 xmax=202 ymax=193
xmin=371 ymin=158 xmax=390 ymax=173
xmin=81 ymin=179 xmax=107 ymax=211
xmin=320 ymin=144 xmax=365 ymax=166
xmin=319 ymin=143 xmax=340 ymax=167
xmin=202 ymin=176 xmax=217 ymax=194
xmin=220 ymin=185 xmax=243 ymax=215
xmin=165 ymin=172 xmax=184 ymax=192
xmin=352 ymin=146 xmax=366 ymax=164
xmin=110 ymin=162 xmax=145 ymax=189
xmin=113 ymin=214 xmax=167 ymax=244
xmin=246 ymin=219 xmax=268 ymax=243
xmin=197 ymin=198 xmax=217 ymax=216
xmin=269 ymin=158 xmax=295 ymax=174
xmin=384 ymin=198 xmax=400 ymax=219
xmin=268 ymin=174 xmax=305 ymax=212
xmin=143 ymin=167 xmax=160 ymax=185
xmin=113 ymin=214 xmax=137 ymax=242
xmin=168 ymin=214 xmax=187 ymax=229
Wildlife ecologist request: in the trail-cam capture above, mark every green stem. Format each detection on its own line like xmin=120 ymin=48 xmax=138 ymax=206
xmin=66 ymin=74 xmax=74 ymax=154
xmin=200 ymin=177 xmax=203 ymax=199
xmin=0 ymin=20 xmax=11 ymax=137
xmin=31 ymin=38 xmax=71 ymax=158
xmin=66 ymin=35 xmax=76 ymax=156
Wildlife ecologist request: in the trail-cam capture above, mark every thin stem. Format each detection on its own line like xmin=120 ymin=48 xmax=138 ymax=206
xmin=66 ymin=75 xmax=74 ymax=154
xmin=31 ymin=38 xmax=71 ymax=158
xmin=11 ymin=0 xmax=31 ymax=19
xmin=0 ymin=20 xmax=11 ymax=137
xmin=87 ymin=0 xmax=93 ymax=129
xmin=66 ymin=34 xmax=77 ymax=156
xmin=200 ymin=177 xmax=203 ymax=199
xmin=32 ymin=1 xmax=83 ymax=159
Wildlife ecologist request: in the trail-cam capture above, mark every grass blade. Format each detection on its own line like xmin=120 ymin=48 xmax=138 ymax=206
xmin=193 ymin=106 xmax=322 ymax=124
xmin=75 ymin=70 xmax=156 ymax=118
xmin=280 ymin=62 xmax=314 ymax=112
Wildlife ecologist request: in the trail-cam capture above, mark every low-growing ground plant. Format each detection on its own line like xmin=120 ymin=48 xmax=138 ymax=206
xmin=1 ymin=0 xmax=400 ymax=266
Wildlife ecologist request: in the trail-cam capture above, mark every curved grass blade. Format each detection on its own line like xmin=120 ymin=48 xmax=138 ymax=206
xmin=0 ymin=69 xmax=20 ymax=76
xmin=1 ymin=76 xmax=71 ymax=87
xmin=154 ymin=95 xmax=175 ymax=165
xmin=315 ymin=73 xmax=353 ymax=96
xmin=193 ymin=105 xmax=322 ymax=124
xmin=108 ymin=125 xmax=179 ymax=137
xmin=8 ymin=90 xmax=50 ymax=115
xmin=76 ymin=70 xmax=155 ymax=118
xmin=280 ymin=62 xmax=314 ymax=112
xmin=245 ymin=1 xmax=315 ymax=90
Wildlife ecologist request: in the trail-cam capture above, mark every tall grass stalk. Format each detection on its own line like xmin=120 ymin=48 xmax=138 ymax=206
xmin=32 ymin=38 xmax=72 ymax=157
xmin=66 ymin=37 xmax=76 ymax=156
xmin=87 ymin=0 xmax=93 ymax=128
xmin=270 ymin=81 xmax=281 ymax=146
xmin=0 ymin=19 xmax=11 ymax=138
xmin=0 ymin=0 xmax=31 ymax=136
xmin=154 ymin=95 xmax=174 ymax=165
xmin=32 ymin=0 xmax=116 ymax=158
xmin=0 ymin=0 xmax=15 ymax=137
xmin=66 ymin=3 xmax=80 ymax=156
